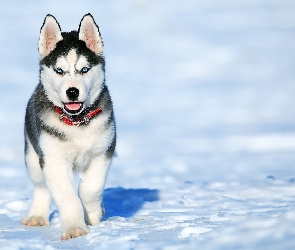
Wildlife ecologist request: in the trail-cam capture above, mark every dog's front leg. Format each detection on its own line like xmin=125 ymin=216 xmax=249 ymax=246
xmin=22 ymin=136 xmax=51 ymax=227
xmin=79 ymin=155 xmax=111 ymax=226
xmin=41 ymin=138 xmax=89 ymax=240
xmin=43 ymin=159 xmax=89 ymax=240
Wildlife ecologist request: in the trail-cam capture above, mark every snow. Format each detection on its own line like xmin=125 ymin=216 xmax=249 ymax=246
xmin=1 ymin=0 xmax=295 ymax=249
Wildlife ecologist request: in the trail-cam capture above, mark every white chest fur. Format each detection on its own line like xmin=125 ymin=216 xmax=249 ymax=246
xmin=40 ymin=111 xmax=114 ymax=172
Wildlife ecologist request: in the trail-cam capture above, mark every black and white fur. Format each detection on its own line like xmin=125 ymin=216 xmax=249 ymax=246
xmin=22 ymin=14 xmax=116 ymax=241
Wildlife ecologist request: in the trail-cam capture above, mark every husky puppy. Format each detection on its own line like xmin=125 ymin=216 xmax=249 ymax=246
xmin=21 ymin=14 xmax=116 ymax=241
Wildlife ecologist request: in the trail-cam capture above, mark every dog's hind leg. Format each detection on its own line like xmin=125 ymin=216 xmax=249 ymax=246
xmin=21 ymin=136 xmax=51 ymax=226
xmin=79 ymin=155 xmax=111 ymax=226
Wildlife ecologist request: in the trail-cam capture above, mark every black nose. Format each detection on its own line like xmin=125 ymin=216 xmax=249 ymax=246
xmin=66 ymin=87 xmax=79 ymax=101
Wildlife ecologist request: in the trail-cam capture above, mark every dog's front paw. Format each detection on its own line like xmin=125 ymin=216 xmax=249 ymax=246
xmin=61 ymin=227 xmax=89 ymax=241
xmin=21 ymin=216 xmax=50 ymax=226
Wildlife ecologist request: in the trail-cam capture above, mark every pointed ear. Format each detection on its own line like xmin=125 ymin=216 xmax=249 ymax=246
xmin=78 ymin=14 xmax=103 ymax=55
xmin=38 ymin=14 xmax=63 ymax=58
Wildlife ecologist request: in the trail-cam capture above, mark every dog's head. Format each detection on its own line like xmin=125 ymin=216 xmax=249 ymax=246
xmin=38 ymin=14 xmax=105 ymax=115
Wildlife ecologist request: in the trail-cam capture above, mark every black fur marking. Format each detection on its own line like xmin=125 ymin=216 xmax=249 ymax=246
xmin=25 ymin=84 xmax=67 ymax=159
xmin=106 ymin=132 xmax=116 ymax=159
xmin=104 ymin=114 xmax=113 ymax=129
xmin=24 ymin=134 xmax=28 ymax=156
xmin=39 ymin=152 xmax=45 ymax=169
xmin=40 ymin=121 xmax=67 ymax=141
xmin=97 ymin=85 xmax=113 ymax=112
xmin=40 ymin=31 xmax=105 ymax=69
xmin=25 ymin=95 xmax=42 ymax=157
xmin=88 ymin=84 xmax=116 ymax=158
xmin=95 ymin=85 xmax=116 ymax=158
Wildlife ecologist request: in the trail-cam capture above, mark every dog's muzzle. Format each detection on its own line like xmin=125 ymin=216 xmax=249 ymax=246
xmin=64 ymin=87 xmax=83 ymax=114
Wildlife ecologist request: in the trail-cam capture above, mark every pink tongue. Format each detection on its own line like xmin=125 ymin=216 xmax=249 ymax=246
xmin=65 ymin=103 xmax=82 ymax=111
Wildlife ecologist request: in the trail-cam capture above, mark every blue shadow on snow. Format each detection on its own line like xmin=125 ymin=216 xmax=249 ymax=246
xmin=102 ymin=187 xmax=159 ymax=220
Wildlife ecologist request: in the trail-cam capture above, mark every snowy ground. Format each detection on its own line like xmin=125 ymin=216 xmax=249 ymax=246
xmin=1 ymin=0 xmax=295 ymax=249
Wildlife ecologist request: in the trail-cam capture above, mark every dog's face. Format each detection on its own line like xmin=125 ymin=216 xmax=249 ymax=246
xmin=38 ymin=14 xmax=105 ymax=115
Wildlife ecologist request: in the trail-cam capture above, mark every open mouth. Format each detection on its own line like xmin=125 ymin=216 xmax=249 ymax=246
xmin=64 ymin=102 xmax=83 ymax=114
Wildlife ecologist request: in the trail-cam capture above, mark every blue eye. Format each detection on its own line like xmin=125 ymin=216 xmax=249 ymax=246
xmin=54 ymin=68 xmax=64 ymax=75
xmin=81 ymin=67 xmax=90 ymax=74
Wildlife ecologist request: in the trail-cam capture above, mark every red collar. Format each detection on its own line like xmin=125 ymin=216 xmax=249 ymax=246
xmin=54 ymin=106 xmax=102 ymax=126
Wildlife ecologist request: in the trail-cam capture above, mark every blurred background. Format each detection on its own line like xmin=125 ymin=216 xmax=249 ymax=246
xmin=0 ymin=0 xmax=295 ymax=188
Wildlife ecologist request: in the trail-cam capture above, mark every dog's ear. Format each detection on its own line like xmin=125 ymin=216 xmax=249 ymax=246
xmin=38 ymin=14 xmax=63 ymax=58
xmin=78 ymin=14 xmax=103 ymax=55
